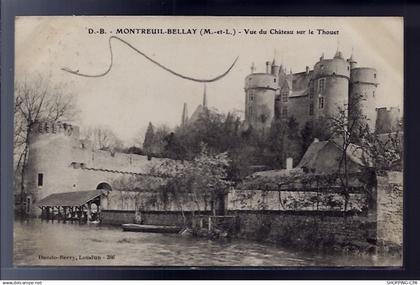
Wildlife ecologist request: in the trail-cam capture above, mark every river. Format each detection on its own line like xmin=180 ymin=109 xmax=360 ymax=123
xmin=13 ymin=219 xmax=400 ymax=266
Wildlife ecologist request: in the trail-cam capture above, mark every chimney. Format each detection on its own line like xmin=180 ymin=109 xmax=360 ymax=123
xmin=286 ymin=157 xmax=293 ymax=170
xmin=266 ymin=61 xmax=271 ymax=73
xmin=306 ymin=66 xmax=310 ymax=74
xmin=250 ymin=62 xmax=256 ymax=74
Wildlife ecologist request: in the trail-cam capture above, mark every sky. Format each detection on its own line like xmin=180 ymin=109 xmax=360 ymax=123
xmin=15 ymin=16 xmax=403 ymax=144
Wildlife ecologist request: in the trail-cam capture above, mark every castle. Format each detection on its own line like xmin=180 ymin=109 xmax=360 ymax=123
xmin=22 ymin=50 xmax=402 ymax=216
xmin=244 ymin=50 xmax=400 ymax=133
xmin=22 ymin=121 xmax=170 ymax=216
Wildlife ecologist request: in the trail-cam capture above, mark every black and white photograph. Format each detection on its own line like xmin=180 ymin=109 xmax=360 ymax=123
xmin=13 ymin=16 xmax=403 ymax=267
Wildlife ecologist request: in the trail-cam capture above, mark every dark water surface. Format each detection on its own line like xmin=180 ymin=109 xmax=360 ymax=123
xmin=14 ymin=219 xmax=400 ymax=266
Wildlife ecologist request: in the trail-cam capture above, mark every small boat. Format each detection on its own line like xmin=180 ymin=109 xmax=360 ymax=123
xmin=121 ymin=223 xmax=182 ymax=234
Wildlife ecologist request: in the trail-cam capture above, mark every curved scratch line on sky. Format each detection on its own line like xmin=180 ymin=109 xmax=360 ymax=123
xmin=61 ymin=36 xmax=239 ymax=83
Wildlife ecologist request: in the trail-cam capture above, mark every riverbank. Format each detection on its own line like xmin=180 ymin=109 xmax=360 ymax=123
xmin=101 ymin=209 xmax=402 ymax=261
xmin=13 ymin=218 xmax=400 ymax=266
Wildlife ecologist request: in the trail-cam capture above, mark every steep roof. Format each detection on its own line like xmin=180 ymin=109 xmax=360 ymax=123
xmin=297 ymin=141 xmax=329 ymax=168
xmin=187 ymin=105 xmax=218 ymax=124
xmin=297 ymin=140 xmax=372 ymax=170
xmin=290 ymin=89 xmax=308 ymax=98
xmin=189 ymin=104 xmax=206 ymax=123
xmin=238 ymin=168 xmax=366 ymax=191
xmin=292 ymin=71 xmax=312 ymax=91
xmin=36 ymin=190 xmax=105 ymax=207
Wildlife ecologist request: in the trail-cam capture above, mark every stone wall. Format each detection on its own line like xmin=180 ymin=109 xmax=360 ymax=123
xmin=102 ymin=210 xmax=210 ymax=226
xmin=231 ymin=211 xmax=376 ymax=252
xmin=101 ymin=210 xmax=135 ymax=225
xmin=98 ymin=171 xmax=403 ymax=256
xmin=25 ymin=125 xmax=172 ymax=215
xmin=288 ymin=95 xmax=310 ymax=127
xmin=376 ymin=171 xmax=403 ymax=249
xmin=228 ymin=189 xmax=366 ymax=211
xmin=101 ymin=208 xmax=376 ymax=253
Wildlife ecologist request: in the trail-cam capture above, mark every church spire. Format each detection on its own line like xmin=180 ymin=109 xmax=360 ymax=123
xmin=181 ymin=102 xmax=188 ymax=126
xmin=203 ymin=84 xmax=207 ymax=108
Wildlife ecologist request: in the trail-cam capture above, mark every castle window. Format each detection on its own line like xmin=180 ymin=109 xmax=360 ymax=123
xmin=274 ymin=78 xmax=276 ymax=83
xmin=309 ymin=103 xmax=314 ymax=115
xmin=374 ymin=73 xmax=377 ymax=79
xmin=319 ymin=96 xmax=324 ymax=109
xmin=318 ymin=78 xmax=326 ymax=93
xmin=249 ymin=94 xmax=254 ymax=101
xmin=282 ymin=92 xmax=288 ymax=102
xmin=282 ymin=106 xmax=288 ymax=117
xmin=373 ymin=91 xmax=376 ymax=97
xmin=309 ymin=82 xmax=314 ymax=99
xmin=38 ymin=173 xmax=43 ymax=187
xmin=25 ymin=197 xmax=31 ymax=214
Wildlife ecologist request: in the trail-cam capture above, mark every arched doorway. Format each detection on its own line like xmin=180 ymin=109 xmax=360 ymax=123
xmin=96 ymin=182 xmax=112 ymax=191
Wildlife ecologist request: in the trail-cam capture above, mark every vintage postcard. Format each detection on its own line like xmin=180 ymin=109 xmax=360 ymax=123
xmin=13 ymin=16 xmax=403 ymax=266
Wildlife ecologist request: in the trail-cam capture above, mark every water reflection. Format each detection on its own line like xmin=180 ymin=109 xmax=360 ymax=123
xmin=13 ymin=219 xmax=400 ymax=267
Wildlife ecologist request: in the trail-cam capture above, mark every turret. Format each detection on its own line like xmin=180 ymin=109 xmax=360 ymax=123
xmin=265 ymin=61 xmax=271 ymax=73
xmin=271 ymin=58 xmax=280 ymax=76
xmin=244 ymin=67 xmax=278 ymax=133
xmin=347 ymin=53 xmax=357 ymax=69
xmin=312 ymin=51 xmax=351 ymax=119
xmin=376 ymin=107 xmax=400 ymax=134
xmin=349 ymin=67 xmax=379 ymax=130
xmin=25 ymin=121 xmax=81 ymax=216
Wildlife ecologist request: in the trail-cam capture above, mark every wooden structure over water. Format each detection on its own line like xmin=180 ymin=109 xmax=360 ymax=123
xmin=37 ymin=190 xmax=106 ymax=223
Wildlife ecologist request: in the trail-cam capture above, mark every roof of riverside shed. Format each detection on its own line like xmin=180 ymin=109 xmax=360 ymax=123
xmin=36 ymin=190 xmax=105 ymax=207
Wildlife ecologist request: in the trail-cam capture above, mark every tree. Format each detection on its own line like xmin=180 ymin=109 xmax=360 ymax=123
xmin=151 ymin=124 xmax=171 ymax=156
xmin=326 ymin=94 xmax=370 ymax=211
xmin=82 ymin=126 xmax=124 ymax=151
xmin=14 ymin=75 xmax=78 ymax=211
xmin=163 ymin=132 xmax=187 ymax=160
xmin=300 ymin=118 xmax=331 ymax=153
xmin=263 ymin=117 xmax=303 ymax=169
xmin=154 ymin=145 xmax=232 ymax=224
xmin=143 ymin=122 xmax=155 ymax=155
xmin=124 ymin=146 xmax=144 ymax=155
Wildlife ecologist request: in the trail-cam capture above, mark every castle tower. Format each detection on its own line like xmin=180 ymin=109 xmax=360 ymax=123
xmin=244 ymin=62 xmax=278 ymax=133
xmin=376 ymin=107 xmax=401 ymax=134
xmin=349 ymin=64 xmax=379 ymax=131
xmin=181 ymin=103 xmax=188 ymax=126
xmin=24 ymin=121 xmax=81 ymax=216
xmin=311 ymin=50 xmax=351 ymax=120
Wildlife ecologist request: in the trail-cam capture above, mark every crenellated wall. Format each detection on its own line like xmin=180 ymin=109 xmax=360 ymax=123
xmin=376 ymin=107 xmax=401 ymax=134
xmin=24 ymin=121 xmax=171 ymax=216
